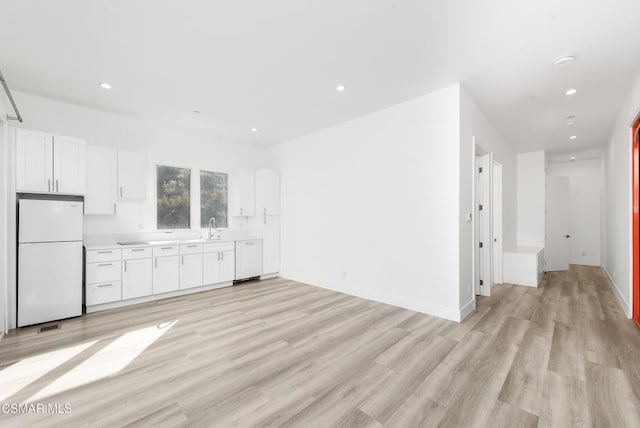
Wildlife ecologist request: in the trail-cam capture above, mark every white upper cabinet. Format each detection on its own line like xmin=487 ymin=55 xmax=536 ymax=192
xmin=53 ymin=135 xmax=86 ymax=195
xmin=16 ymin=129 xmax=86 ymax=195
xmin=85 ymin=146 xmax=118 ymax=215
xmin=118 ymin=150 xmax=147 ymax=201
xmin=231 ymin=169 xmax=255 ymax=216
xmin=16 ymin=129 xmax=53 ymax=193
xmin=255 ymin=169 xmax=280 ymax=216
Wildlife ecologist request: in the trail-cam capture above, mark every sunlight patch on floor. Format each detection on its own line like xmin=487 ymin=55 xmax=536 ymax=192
xmin=0 ymin=340 xmax=98 ymax=402
xmin=27 ymin=320 xmax=178 ymax=402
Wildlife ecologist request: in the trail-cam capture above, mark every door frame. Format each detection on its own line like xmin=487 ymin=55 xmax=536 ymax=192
xmin=474 ymin=149 xmax=492 ymax=297
xmin=632 ymin=116 xmax=640 ymax=327
xmin=492 ymin=160 xmax=504 ymax=284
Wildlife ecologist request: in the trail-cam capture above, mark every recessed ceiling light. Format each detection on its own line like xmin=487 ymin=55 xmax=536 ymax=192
xmin=570 ymin=156 xmax=576 ymax=161
xmin=336 ymin=85 xmax=345 ymax=92
xmin=566 ymin=116 xmax=576 ymax=125
xmin=565 ymin=88 xmax=577 ymax=96
xmin=100 ymin=82 xmax=112 ymax=90
xmin=569 ymin=135 xmax=577 ymax=140
xmin=251 ymin=127 xmax=258 ymax=132
xmin=552 ymin=56 xmax=576 ymax=69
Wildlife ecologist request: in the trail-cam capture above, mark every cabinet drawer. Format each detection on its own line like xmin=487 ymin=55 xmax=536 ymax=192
xmin=180 ymin=243 xmax=203 ymax=255
xmin=153 ymin=245 xmax=179 ymax=257
xmin=86 ymin=281 xmax=122 ymax=306
xmin=123 ymin=247 xmax=152 ymax=260
xmin=203 ymin=242 xmax=234 ymax=253
xmin=86 ymin=249 xmax=122 ymax=263
xmin=86 ymin=261 xmax=121 ymax=284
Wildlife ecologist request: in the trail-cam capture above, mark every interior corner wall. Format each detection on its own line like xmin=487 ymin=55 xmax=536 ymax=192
xmin=547 ymin=158 xmax=601 ymax=266
xmin=603 ymin=67 xmax=640 ymax=317
xmin=0 ymin=119 xmax=7 ymax=336
xmin=517 ymin=151 xmax=546 ymax=248
xmin=10 ymin=91 xmax=275 ymax=235
xmin=459 ymin=87 xmax=518 ymax=310
xmin=272 ymin=84 xmax=463 ymax=321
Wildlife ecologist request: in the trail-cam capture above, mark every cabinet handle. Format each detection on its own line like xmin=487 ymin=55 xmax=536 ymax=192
xmin=221 ymin=252 xmax=224 ymax=261
xmin=124 ymin=260 xmax=127 ymax=272
xmin=48 ymin=179 xmax=51 ymax=192
xmin=155 ymin=258 xmax=158 ymax=268
xmin=97 ymin=250 xmax=112 ymax=254
xmin=131 ymin=248 xmax=146 ymax=252
xmin=161 ymin=247 xmax=173 ymax=250
xmin=120 ymin=187 xmax=123 ymax=198
xmin=56 ymin=180 xmax=59 ymax=192
xmin=240 ymin=208 xmax=243 ymax=216
xmin=182 ymin=256 xmax=184 ymax=265
xmin=186 ymin=245 xmax=198 ymax=248
xmin=113 ymin=203 xmax=116 ymax=215
xmin=97 ymin=263 xmax=113 ymax=267
xmin=97 ymin=283 xmax=113 ymax=288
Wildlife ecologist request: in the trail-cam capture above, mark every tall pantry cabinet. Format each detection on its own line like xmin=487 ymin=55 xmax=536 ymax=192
xmin=250 ymin=169 xmax=280 ymax=277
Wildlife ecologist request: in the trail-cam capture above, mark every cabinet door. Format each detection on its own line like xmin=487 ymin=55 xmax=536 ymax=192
xmin=236 ymin=240 xmax=262 ymax=280
xmin=220 ymin=251 xmax=235 ymax=282
xmin=263 ymin=216 xmax=280 ymax=275
xmin=180 ymin=253 xmax=203 ymax=289
xmin=203 ymin=252 xmax=221 ymax=285
xmin=122 ymin=258 xmax=153 ymax=299
xmin=16 ymin=129 xmax=53 ymax=193
xmin=53 ymin=135 xmax=86 ymax=195
xmin=231 ymin=169 xmax=255 ymax=216
xmin=85 ymin=146 xmax=117 ymax=215
xmin=256 ymin=170 xmax=280 ymax=216
xmin=153 ymin=256 xmax=180 ymax=294
xmin=118 ymin=150 xmax=147 ymax=201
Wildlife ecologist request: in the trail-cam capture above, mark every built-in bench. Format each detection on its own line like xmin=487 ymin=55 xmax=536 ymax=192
xmin=503 ymin=247 xmax=545 ymax=287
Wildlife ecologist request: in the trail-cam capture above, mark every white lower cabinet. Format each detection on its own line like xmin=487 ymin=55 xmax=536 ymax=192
xmin=86 ymin=281 xmax=122 ymax=306
xmin=180 ymin=253 xmax=203 ymax=289
xmin=86 ymin=249 xmax=122 ymax=306
xmin=123 ymin=258 xmax=153 ymax=299
xmin=153 ymin=256 xmax=180 ymax=294
xmin=204 ymin=249 xmax=235 ymax=285
xmin=221 ymin=251 xmax=235 ymax=282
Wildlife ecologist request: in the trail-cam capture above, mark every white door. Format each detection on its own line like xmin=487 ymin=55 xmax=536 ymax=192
xmin=546 ymin=176 xmax=571 ymax=271
xmin=118 ymin=150 xmax=147 ymax=201
xmin=256 ymin=170 xmax=280 ymax=216
xmin=236 ymin=240 xmax=262 ymax=280
xmin=220 ymin=251 xmax=235 ymax=282
xmin=18 ymin=241 xmax=83 ymax=326
xmin=16 ymin=129 xmax=53 ymax=193
xmin=492 ymin=162 xmax=503 ymax=284
xmin=263 ymin=216 xmax=280 ymax=275
xmin=203 ymin=252 xmax=222 ymax=285
xmin=180 ymin=254 xmax=203 ymax=289
xmin=475 ymin=153 xmax=492 ymax=296
xmin=153 ymin=256 xmax=180 ymax=294
xmin=123 ymin=258 xmax=153 ymax=299
xmin=53 ymin=135 xmax=85 ymax=195
xmin=85 ymin=146 xmax=117 ymax=215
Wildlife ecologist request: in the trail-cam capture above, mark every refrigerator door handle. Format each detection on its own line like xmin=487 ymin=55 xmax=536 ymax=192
xmin=48 ymin=179 xmax=51 ymax=192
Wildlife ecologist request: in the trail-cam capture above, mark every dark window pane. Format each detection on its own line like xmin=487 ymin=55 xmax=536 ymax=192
xmin=200 ymin=171 xmax=228 ymax=228
xmin=157 ymin=165 xmax=191 ymax=229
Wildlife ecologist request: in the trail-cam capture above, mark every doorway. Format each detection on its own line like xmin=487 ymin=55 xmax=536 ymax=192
xmin=474 ymin=146 xmax=503 ymax=297
xmin=633 ymin=116 xmax=640 ymax=327
xmin=546 ymin=176 xmax=571 ymax=271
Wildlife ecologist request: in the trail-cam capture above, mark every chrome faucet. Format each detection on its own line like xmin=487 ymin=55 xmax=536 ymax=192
xmin=208 ymin=217 xmax=217 ymax=239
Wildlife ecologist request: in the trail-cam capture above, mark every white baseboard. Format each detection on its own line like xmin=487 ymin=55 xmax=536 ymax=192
xmin=280 ymin=272 xmax=465 ymax=322
xmin=570 ymin=258 xmax=600 ymax=267
xmin=459 ymin=299 xmax=476 ymax=321
xmin=86 ymin=281 xmax=234 ymax=313
xmin=504 ymin=275 xmax=538 ymax=287
xmin=601 ymin=266 xmax=631 ymax=318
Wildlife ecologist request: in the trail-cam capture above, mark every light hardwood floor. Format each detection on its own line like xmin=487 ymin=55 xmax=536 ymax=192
xmin=2 ymin=265 xmax=640 ymax=427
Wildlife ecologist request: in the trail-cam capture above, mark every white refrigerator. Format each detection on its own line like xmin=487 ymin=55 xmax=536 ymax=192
xmin=18 ymin=198 xmax=84 ymax=327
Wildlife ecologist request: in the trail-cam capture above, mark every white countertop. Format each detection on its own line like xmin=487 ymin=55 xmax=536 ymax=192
xmin=84 ymin=236 xmax=262 ymax=251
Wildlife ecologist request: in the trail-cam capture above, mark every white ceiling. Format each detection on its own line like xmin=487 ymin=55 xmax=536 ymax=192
xmin=1 ymin=0 xmax=639 ymax=152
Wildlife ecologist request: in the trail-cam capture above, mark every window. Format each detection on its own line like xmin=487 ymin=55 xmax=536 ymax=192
xmin=157 ymin=165 xmax=191 ymax=229
xmin=200 ymin=170 xmax=228 ymax=228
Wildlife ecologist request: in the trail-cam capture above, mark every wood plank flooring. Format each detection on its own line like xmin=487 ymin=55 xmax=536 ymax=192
xmin=1 ymin=265 xmax=640 ymax=427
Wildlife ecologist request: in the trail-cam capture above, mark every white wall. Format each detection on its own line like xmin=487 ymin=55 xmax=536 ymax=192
xmin=547 ymin=158 xmax=602 ymax=266
xmin=0 ymin=119 xmax=7 ymax=336
xmin=11 ymin=91 xmax=275 ymax=235
xmin=273 ymin=85 xmax=464 ymax=320
xmin=517 ymin=151 xmax=546 ymax=248
xmin=459 ymin=87 xmax=517 ymax=308
xmin=603 ymin=68 xmax=640 ymax=317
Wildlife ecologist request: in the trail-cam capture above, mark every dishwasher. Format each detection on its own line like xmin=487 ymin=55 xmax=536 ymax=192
xmin=235 ymin=239 xmax=263 ymax=281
